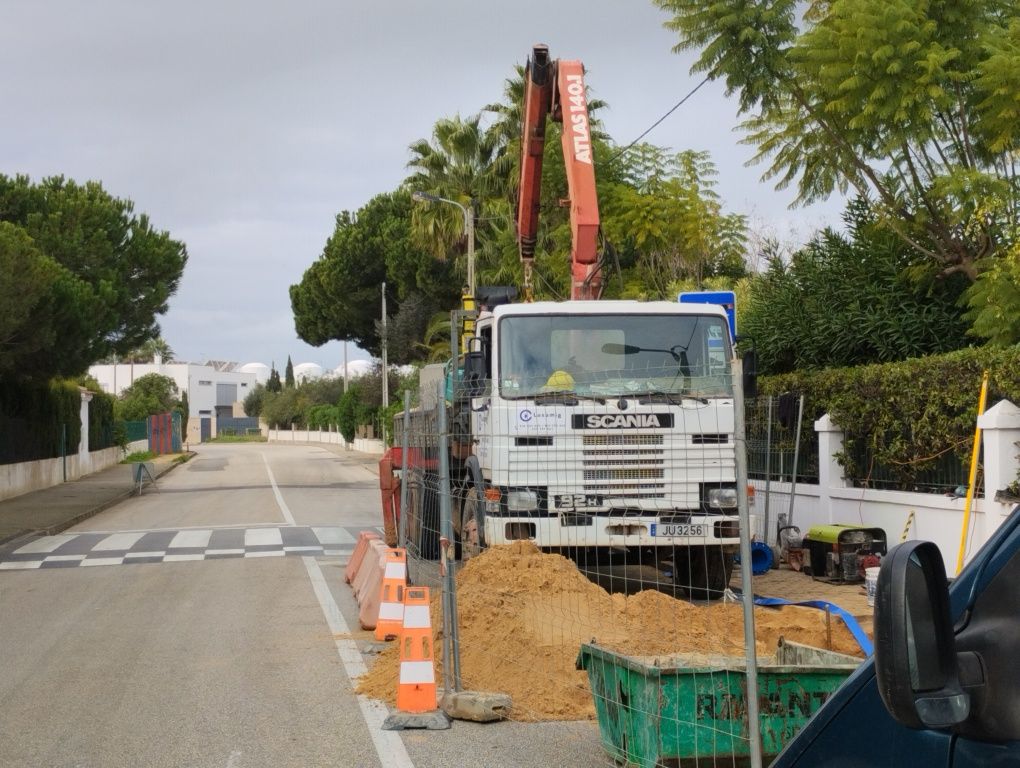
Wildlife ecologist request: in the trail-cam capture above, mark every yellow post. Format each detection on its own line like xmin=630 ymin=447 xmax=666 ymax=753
xmin=461 ymin=290 xmax=475 ymax=353
xmin=956 ymin=371 xmax=990 ymax=575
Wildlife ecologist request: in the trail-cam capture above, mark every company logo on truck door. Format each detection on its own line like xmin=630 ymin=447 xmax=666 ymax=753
xmin=572 ymin=413 xmax=674 ymax=429
xmin=565 ymin=74 xmax=592 ymax=164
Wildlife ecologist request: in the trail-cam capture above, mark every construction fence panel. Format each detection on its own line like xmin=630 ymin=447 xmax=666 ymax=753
xmin=384 ymin=359 xmax=874 ymax=766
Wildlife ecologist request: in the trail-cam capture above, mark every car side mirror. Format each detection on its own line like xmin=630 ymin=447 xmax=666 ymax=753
xmin=874 ymin=541 xmax=970 ymax=729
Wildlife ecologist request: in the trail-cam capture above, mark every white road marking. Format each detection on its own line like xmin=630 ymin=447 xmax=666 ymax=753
xmin=123 ymin=552 xmax=166 ymax=559
xmin=168 ymin=529 xmax=213 ymax=549
xmin=302 ymin=557 xmax=414 ymax=768
xmin=14 ymin=534 xmax=76 ymax=554
xmin=243 ymin=551 xmax=285 ymax=559
xmin=244 ymin=528 xmax=282 ymax=547
xmin=312 ymin=527 xmax=355 ymax=545
xmin=44 ymin=555 xmax=87 ymax=562
xmin=283 ymin=546 xmax=322 ymax=552
xmin=262 ymin=453 xmax=296 ymax=526
xmin=81 ymin=558 xmax=124 ymax=567
xmin=0 ymin=561 xmax=42 ymax=570
xmin=93 ymin=532 xmax=146 ymax=551
xmin=206 ymin=549 xmax=245 ymax=556
xmin=163 ymin=554 xmax=205 ymax=562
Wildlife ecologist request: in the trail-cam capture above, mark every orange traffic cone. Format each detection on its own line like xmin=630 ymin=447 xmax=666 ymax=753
xmin=382 ymin=586 xmax=450 ymax=731
xmin=374 ymin=548 xmax=407 ymax=641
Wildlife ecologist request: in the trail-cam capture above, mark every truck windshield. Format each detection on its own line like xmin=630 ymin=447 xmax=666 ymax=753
xmin=498 ymin=313 xmax=732 ymax=400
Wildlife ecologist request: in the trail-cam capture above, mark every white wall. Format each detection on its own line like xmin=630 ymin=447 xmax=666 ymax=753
xmin=267 ymin=426 xmax=385 ymax=456
xmin=753 ymin=401 xmax=1020 ymax=570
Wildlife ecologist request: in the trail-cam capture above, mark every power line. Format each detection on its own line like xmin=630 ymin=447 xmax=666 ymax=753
xmin=607 ymin=76 xmax=711 ymax=165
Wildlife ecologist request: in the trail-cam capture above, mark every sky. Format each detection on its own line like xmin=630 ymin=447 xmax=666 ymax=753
xmin=1 ymin=0 xmax=844 ymax=372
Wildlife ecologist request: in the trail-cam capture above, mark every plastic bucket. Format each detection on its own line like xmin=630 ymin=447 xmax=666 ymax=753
xmin=865 ymin=567 xmax=880 ymax=607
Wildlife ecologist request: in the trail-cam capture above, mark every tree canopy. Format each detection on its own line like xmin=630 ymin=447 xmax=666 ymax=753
xmin=741 ymin=199 xmax=971 ymax=374
xmin=654 ymin=0 xmax=1019 ymax=294
xmin=116 ymin=373 xmax=181 ymax=421
xmin=0 ymin=175 xmax=187 ymax=381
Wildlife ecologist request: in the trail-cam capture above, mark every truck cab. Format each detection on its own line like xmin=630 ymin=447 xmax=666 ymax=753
xmin=448 ymin=299 xmax=742 ymax=598
xmin=773 ymin=504 xmax=1020 ymax=766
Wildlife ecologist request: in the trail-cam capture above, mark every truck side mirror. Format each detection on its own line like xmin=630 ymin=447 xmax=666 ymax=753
xmin=874 ymin=541 xmax=970 ymax=729
xmin=462 ymin=349 xmax=487 ymax=397
xmin=741 ymin=349 xmax=758 ymax=399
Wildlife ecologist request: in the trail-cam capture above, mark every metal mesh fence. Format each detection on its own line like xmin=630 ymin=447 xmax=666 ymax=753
xmin=390 ymin=351 xmax=828 ymax=764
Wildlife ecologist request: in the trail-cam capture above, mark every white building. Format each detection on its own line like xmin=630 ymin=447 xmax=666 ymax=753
xmin=293 ymin=362 xmax=324 ymax=383
xmin=88 ymin=361 xmax=257 ymax=443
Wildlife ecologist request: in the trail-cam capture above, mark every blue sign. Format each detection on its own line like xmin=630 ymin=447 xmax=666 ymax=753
xmin=679 ymin=290 xmax=736 ymax=341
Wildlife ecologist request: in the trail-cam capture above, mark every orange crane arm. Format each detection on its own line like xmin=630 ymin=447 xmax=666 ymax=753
xmin=516 ymin=44 xmax=602 ymax=300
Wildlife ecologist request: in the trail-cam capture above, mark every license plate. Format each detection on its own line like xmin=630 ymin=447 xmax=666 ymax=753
xmin=651 ymin=523 xmax=707 ymax=538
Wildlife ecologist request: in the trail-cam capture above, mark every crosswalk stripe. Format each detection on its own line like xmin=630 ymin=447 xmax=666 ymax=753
xmin=312 ymin=527 xmax=355 ymax=545
xmin=14 ymin=534 xmax=77 ymax=554
xmin=94 ymin=532 xmax=146 ymax=551
xmin=169 ymin=529 xmax=213 ymax=549
xmin=245 ymin=528 xmax=282 ymax=547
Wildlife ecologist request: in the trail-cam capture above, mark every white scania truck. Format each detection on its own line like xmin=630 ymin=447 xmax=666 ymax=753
xmin=387 ymin=45 xmax=748 ymax=597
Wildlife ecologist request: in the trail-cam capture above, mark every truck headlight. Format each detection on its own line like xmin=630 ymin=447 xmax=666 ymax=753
xmin=507 ymin=489 xmax=539 ymax=512
xmin=707 ymin=487 xmax=738 ymax=509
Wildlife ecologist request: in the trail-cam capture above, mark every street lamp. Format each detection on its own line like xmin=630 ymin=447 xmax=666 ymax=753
xmin=411 ymin=191 xmax=475 ymax=298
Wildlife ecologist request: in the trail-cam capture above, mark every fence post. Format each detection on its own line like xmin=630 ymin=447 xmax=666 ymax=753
xmin=733 ymin=358 xmax=763 ymax=768
xmin=979 ymin=400 xmax=1020 ymax=513
xmin=815 ymin=413 xmax=844 ymax=524
xmin=437 ymin=383 xmax=462 ymax=692
xmin=399 ymin=389 xmax=411 ymax=549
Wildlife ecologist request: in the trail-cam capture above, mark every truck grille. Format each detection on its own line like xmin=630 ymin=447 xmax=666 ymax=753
xmin=582 ymin=433 xmax=666 ymax=498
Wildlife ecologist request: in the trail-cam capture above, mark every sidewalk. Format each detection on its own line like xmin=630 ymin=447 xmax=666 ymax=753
xmin=0 ymin=454 xmax=187 ymax=548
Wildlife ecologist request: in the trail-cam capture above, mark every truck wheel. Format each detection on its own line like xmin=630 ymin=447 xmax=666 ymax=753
xmin=687 ymin=548 xmax=733 ymax=601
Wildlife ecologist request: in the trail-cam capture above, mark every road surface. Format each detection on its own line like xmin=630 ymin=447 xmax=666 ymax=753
xmin=0 ymin=442 xmax=603 ymax=768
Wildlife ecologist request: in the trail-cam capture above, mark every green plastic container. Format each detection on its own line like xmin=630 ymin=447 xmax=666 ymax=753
xmin=577 ymin=641 xmax=860 ymax=767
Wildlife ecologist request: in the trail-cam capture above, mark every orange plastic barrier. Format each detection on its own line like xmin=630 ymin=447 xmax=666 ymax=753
xmin=344 ymin=531 xmax=381 ymax=584
xmin=395 ymin=586 xmax=438 ymax=714
xmin=374 ymin=548 xmax=407 ymax=641
xmin=354 ymin=540 xmax=388 ymax=630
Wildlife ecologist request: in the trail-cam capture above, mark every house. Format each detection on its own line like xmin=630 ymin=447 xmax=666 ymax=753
xmin=88 ymin=359 xmax=257 ymax=443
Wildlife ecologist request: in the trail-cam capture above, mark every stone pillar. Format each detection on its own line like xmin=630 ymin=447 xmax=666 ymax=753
xmin=78 ymin=388 xmax=94 ymax=456
xmin=978 ymin=399 xmax=1020 ymax=508
xmin=815 ymin=413 xmax=845 ymax=524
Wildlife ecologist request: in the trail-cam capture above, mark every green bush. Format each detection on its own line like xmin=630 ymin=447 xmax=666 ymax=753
xmin=88 ymin=388 xmax=118 ymax=450
xmin=0 ymin=379 xmax=82 ymax=464
xmin=760 ymin=347 xmax=1020 ymax=488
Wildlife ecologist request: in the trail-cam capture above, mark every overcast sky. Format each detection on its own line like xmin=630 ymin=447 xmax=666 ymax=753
xmin=1 ymin=0 xmax=842 ymax=371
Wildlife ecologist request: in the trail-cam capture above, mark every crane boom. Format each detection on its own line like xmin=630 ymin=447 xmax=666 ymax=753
xmin=517 ymin=44 xmax=602 ymax=300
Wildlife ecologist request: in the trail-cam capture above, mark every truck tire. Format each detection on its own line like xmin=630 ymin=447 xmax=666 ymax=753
xmin=687 ymin=548 xmax=733 ymax=601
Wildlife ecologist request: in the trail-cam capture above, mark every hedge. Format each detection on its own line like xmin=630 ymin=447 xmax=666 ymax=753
xmin=759 ymin=347 xmax=1020 ymax=490
xmin=0 ymin=379 xmax=82 ymax=464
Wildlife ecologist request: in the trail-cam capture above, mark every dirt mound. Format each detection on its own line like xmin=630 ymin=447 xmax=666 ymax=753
xmin=356 ymin=542 xmax=866 ymax=721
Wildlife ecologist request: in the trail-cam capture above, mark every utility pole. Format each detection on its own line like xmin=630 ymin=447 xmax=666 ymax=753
xmin=381 ymin=282 xmax=389 ymax=408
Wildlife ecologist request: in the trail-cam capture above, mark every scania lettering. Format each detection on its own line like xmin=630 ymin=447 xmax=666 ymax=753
xmin=575 ymin=413 xmax=672 ymax=429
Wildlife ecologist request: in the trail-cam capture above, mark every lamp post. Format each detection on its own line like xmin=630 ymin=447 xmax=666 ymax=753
xmin=410 ymin=191 xmax=475 ymax=298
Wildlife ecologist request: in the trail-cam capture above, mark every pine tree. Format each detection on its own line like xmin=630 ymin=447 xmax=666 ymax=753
xmin=285 ymin=355 xmax=295 ymax=388
xmin=267 ymin=363 xmax=282 ymax=393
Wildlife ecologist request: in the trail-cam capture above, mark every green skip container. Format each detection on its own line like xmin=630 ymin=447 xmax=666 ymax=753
xmin=577 ymin=640 xmax=861 ymax=767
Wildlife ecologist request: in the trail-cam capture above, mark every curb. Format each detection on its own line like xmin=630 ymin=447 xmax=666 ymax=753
xmin=1 ymin=453 xmax=193 ymax=544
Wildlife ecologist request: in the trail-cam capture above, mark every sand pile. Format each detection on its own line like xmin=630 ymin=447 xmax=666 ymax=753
xmin=356 ymin=541 xmax=866 ymax=721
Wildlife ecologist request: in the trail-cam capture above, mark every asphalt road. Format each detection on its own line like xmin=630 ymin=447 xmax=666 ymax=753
xmin=0 ymin=442 xmax=605 ymax=768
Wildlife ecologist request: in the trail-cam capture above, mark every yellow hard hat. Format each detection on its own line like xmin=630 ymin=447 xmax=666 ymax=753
xmin=543 ymin=370 xmax=575 ymax=391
